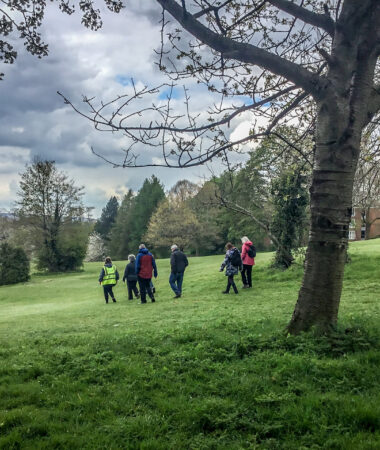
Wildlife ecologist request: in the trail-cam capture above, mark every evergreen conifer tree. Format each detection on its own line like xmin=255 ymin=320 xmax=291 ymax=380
xmin=108 ymin=190 xmax=134 ymax=259
xmin=94 ymin=196 xmax=119 ymax=241
xmin=127 ymin=176 xmax=165 ymax=251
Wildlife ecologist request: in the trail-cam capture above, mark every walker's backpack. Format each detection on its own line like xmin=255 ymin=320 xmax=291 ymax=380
xmin=247 ymin=244 xmax=256 ymax=258
xmin=230 ymin=249 xmax=242 ymax=267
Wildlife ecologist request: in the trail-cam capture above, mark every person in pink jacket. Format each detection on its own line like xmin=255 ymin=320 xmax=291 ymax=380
xmin=241 ymin=236 xmax=255 ymax=288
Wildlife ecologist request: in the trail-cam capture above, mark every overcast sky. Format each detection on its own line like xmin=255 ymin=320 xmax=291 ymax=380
xmin=0 ymin=1 xmax=252 ymax=217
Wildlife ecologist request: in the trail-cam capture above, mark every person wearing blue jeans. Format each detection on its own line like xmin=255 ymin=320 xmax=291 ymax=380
xmin=169 ymin=244 xmax=188 ymax=298
xmin=170 ymin=271 xmax=184 ymax=296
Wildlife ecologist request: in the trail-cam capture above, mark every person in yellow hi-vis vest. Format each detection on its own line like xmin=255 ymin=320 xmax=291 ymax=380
xmin=99 ymin=256 xmax=119 ymax=304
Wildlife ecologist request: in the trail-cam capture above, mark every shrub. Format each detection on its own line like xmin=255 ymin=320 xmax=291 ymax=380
xmin=0 ymin=242 xmax=30 ymax=285
xmin=36 ymin=224 xmax=89 ymax=272
xmin=59 ymin=240 xmax=87 ymax=271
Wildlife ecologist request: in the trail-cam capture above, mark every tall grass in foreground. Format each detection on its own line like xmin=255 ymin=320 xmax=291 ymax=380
xmin=0 ymin=240 xmax=379 ymax=449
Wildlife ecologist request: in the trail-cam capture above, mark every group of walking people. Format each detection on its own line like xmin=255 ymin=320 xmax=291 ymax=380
xmin=98 ymin=236 xmax=255 ymax=304
xmin=99 ymin=243 xmax=188 ymax=304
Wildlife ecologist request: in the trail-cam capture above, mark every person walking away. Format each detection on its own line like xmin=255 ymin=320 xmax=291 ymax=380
xmin=123 ymin=254 xmax=140 ymax=300
xmin=99 ymin=256 xmax=119 ymax=303
xmin=150 ymin=254 xmax=156 ymax=294
xmin=169 ymin=244 xmax=189 ymax=298
xmin=220 ymin=243 xmax=242 ymax=294
xmin=135 ymin=244 xmax=157 ymax=304
xmin=240 ymin=236 xmax=256 ymax=288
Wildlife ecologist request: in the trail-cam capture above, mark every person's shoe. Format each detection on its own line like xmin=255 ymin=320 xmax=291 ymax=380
xmin=222 ymin=290 xmax=229 ymax=294
xmin=151 ymin=297 xmax=156 ymax=303
xmin=242 ymin=285 xmax=249 ymax=289
xmin=112 ymin=299 xmax=117 ymax=303
xmin=140 ymin=301 xmax=147 ymax=304
xmin=173 ymin=293 xmax=181 ymax=298
xmin=128 ymin=298 xmax=133 ymax=301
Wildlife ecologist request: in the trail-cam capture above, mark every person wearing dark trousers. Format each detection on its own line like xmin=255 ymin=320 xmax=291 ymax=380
xmin=135 ymin=244 xmax=158 ymax=304
xmin=123 ymin=254 xmax=140 ymax=300
xmin=240 ymin=236 xmax=255 ymax=288
xmin=220 ymin=243 xmax=242 ymax=294
xmin=99 ymin=256 xmax=119 ymax=303
xmin=150 ymin=255 xmax=156 ymax=294
xmin=169 ymin=244 xmax=189 ymax=298
xmin=138 ymin=277 xmax=155 ymax=303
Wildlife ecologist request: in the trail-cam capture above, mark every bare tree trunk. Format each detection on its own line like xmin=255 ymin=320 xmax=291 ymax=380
xmin=288 ymin=126 xmax=358 ymax=333
xmin=287 ymin=0 xmax=379 ymax=334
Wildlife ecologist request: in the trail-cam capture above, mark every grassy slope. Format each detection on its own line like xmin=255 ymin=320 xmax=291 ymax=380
xmin=0 ymin=240 xmax=379 ymax=449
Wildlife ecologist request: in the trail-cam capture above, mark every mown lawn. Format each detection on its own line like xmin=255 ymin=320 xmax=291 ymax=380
xmin=0 ymin=240 xmax=379 ymax=449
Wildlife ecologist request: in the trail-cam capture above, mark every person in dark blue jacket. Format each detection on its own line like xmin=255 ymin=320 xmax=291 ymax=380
xmin=220 ymin=243 xmax=242 ymax=294
xmin=123 ymin=254 xmax=140 ymax=300
xmin=135 ymin=244 xmax=158 ymax=304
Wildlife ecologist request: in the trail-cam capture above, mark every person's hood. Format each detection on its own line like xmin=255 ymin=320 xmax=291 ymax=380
xmin=104 ymin=263 xmax=113 ymax=267
xmin=244 ymin=240 xmax=253 ymax=246
xmin=138 ymin=248 xmax=150 ymax=255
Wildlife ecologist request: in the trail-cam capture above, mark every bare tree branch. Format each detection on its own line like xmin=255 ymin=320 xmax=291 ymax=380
xmin=156 ymin=0 xmax=327 ymax=98
xmin=267 ymin=0 xmax=335 ymax=36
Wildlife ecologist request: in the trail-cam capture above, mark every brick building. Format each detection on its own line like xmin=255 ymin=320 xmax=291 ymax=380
xmin=349 ymin=207 xmax=380 ymax=241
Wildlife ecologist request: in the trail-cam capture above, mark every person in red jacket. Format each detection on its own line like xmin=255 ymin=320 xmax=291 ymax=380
xmin=135 ymin=244 xmax=157 ymax=304
xmin=240 ymin=236 xmax=255 ymax=288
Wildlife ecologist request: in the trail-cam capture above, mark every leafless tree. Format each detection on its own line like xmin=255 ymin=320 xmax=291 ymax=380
xmin=2 ymin=0 xmax=380 ymax=333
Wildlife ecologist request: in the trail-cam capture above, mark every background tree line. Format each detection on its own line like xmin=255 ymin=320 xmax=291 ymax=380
xmin=0 ymin=129 xmax=325 ymax=283
xmin=2 ymin=127 xmax=377 ymax=285
xmin=74 ymin=123 xmax=380 ymax=267
xmin=90 ymin=127 xmax=312 ymax=264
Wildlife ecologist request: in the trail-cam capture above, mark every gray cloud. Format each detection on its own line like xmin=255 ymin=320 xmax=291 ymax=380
xmin=0 ymin=0 xmax=251 ymax=217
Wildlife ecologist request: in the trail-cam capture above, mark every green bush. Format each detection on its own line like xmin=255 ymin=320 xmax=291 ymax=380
xmin=59 ymin=240 xmax=87 ymax=271
xmin=58 ymin=223 xmax=89 ymax=271
xmin=36 ymin=223 xmax=90 ymax=272
xmin=0 ymin=242 xmax=30 ymax=285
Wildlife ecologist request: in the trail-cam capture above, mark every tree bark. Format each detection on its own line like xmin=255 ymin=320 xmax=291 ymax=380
xmin=287 ymin=0 xmax=379 ymax=333
xmin=287 ymin=135 xmax=358 ymax=333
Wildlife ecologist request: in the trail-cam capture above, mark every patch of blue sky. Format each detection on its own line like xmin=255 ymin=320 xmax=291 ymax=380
xmin=115 ymin=75 xmax=131 ymax=86
xmin=158 ymin=87 xmax=181 ymax=100
xmin=235 ymin=95 xmax=271 ymax=107
xmin=239 ymin=95 xmax=255 ymax=105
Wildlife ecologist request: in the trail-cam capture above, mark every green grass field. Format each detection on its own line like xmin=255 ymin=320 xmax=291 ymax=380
xmin=0 ymin=240 xmax=379 ymax=449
